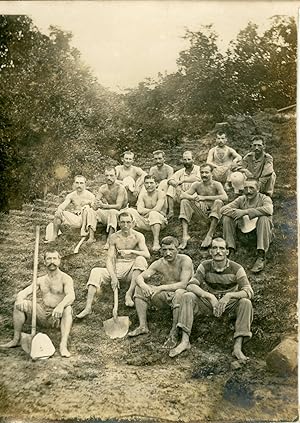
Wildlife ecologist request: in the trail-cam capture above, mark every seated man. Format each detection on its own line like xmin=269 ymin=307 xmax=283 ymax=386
xmin=169 ymin=237 xmax=253 ymax=360
xmin=76 ymin=211 xmax=150 ymax=316
xmin=86 ymin=167 xmax=128 ymax=248
xmin=167 ymin=151 xmax=201 ymax=219
xmin=128 ymin=236 xmax=194 ymax=349
xmin=179 ymin=164 xmax=228 ymax=249
xmin=0 ymin=249 xmax=75 ymax=358
xmin=235 ymin=137 xmax=276 ymax=197
xmin=221 ymin=179 xmax=273 ymax=273
xmin=45 ymin=175 xmax=95 ymax=242
xmin=149 ymin=150 xmax=174 ymax=192
xmin=128 ymin=175 xmax=167 ymax=252
xmin=115 ymin=151 xmax=147 ymax=205
xmin=206 ymin=131 xmax=242 ymax=184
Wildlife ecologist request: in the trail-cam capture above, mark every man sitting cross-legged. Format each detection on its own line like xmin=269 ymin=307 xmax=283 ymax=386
xmin=0 ymin=249 xmax=75 ymax=358
xmin=179 ymin=164 xmax=228 ymax=249
xmin=221 ymin=178 xmax=273 ymax=273
xmin=169 ymin=237 xmax=253 ymax=360
xmin=128 ymin=174 xmax=168 ymax=252
xmin=45 ymin=175 xmax=95 ymax=243
xmin=86 ymin=167 xmax=128 ymax=248
xmin=76 ymin=211 xmax=150 ymax=316
xmin=128 ymin=236 xmax=194 ymax=349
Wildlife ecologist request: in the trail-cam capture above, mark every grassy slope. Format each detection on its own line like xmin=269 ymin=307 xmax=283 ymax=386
xmin=0 ymin=112 xmax=297 ymax=421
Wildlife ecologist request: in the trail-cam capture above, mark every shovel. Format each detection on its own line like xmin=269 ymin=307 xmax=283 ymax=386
xmin=103 ymin=288 xmax=130 ymax=339
xmin=21 ymin=226 xmax=55 ymax=360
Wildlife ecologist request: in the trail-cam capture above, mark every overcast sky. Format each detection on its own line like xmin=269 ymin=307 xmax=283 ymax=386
xmin=1 ymin=1 xmax=298 ymax=91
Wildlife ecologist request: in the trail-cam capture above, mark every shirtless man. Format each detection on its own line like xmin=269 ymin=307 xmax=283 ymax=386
xmin=128 ymin=236 xmax=194 ymax=348
xmin=115 ymin=151 xmax=147 ymax=205
xmin=0 ymin=249 xmax=75 ymax=357
xmin=235 ymin=137 xmax=276 ymax=197
xmin=45 ymin=175 xmax=95 ymax=242
xmin=206 ymin=132 xmax=241 ymax=184
xmin=76 ymin=211 xmax=150 ymax=316
xmin=179 ymin=164 xmax=228 ymax=249
xmin=128 ymin=175 xmax=167 ymax=251
xmin=149 ymin=150 xmax=174 ymax=192
xmin=167 ymin=151 xmax=201 ymax=219
xmin=169 ymin=238 xmax=253 ymax=360
xmin=86 ymin=167 xmax=128 ymax=247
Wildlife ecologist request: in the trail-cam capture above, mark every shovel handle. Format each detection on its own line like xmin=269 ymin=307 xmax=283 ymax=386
xmin=113 ymin=288 xmax=118 ymax=320
xmin=31 ymin=226 xmax=40 ymax=337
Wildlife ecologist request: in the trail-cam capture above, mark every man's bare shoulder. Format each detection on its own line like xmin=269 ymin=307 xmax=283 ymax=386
xmin=60 ymin=270 xmax=73 ymax=283
xmin=178 ymin=253 xmax=193 ymax=265
xmin=212 ymin=180 xmax=225 ymax=189
xmin=131 ymin=229 xmax=146 ymax=241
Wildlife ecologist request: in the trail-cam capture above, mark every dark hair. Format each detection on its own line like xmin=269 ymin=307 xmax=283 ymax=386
xmin=251 ymin=136 xmax=264 ymax=144
xmin=201 ymin=163 xmax=213 ymax=172
xmin=118 ymin=211 xmax=133 ymax=222
xmin=216 ymin=130 xmax=227 ymax=137
xmin=104 ymin=166 xmax=116 ymax=174
xmin=144 ymin=174 xmax=156 ymax=183
xmin=161 ymin=236 xmax=179 ymax=248
xmin=44 ymin=248 xmax=61 ymax=260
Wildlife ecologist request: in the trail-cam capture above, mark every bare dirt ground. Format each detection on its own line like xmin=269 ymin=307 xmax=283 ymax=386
xmin=0 ymin=112 xmax=297 ymax=422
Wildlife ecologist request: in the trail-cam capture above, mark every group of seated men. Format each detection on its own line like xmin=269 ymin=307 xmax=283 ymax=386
xmin=1 ymin=132 xmax=276 ymax=361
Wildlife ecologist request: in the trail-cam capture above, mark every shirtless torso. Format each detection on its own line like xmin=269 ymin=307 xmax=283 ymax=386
xmin=115 ymin=165 xmax=144 ymax=181
xmin=149 ymin=164 xmax=173 ymax=183
xmin=97 ymin=182 xmax=128 ymax=209
xmin=38 ymin=271 xmax=74 ymax=309
xmin=62 ymin=190 xmax=95 ymax=212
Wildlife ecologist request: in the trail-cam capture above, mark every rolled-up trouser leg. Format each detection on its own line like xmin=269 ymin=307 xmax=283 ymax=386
xmin=148 ymin=210 xmax=167 ymax=227
xmin=222 ymin=216 xmax=237 ymax=250
xmin=256 ymin=216 xmax=273 ymax=252
xmin=176 ymin=292 xmax=205 ymax=335
xmin=210 ymin=199 xmax=223 ymax=220
xmin=179 ymin=199 xmax=194 ymax=222
xmin=86 ymin=208 xmax=98 ymax=232
xmin=233 ymin=298 xmax=253 ymax=340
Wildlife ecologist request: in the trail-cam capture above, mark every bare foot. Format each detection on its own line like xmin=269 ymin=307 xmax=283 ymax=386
xmin=103 ymin=243 xmax=109 ymax=250
xmin=162 ymin=334 xmax=177 ymax=349
xmin=0 ymin=339 xmax=20 ymax=348
xmin=86 ymin=238 xmax=96 ymax=245
xmin=76 ymin=308 xmax=92 ymax=319
xmin=232 ymin=348 xmax=249 ymax=361
xmin=169 ymin=341 xmax=191 ymax=357
xmin=60 ymin=344 xmax=71 ymax=358
xmin=152 ymin=243 xmax=161 ymax=252
xmin=201 ymin=235 xmax=212 ymax=248
xmin=128 ymin=327 xmax=149 ymax=337
xmin=179 ymin=236 xmax=191 ymax=250
xmin=125 ymin=292 xmax=134 ymax=307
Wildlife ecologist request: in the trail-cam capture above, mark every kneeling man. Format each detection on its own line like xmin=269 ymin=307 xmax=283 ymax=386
xmin=169 ymin=238 xmax=253 ymax=359
xmin=128 ymin=236 xmax=194 ymax=348
xmin=0 ymin=249 xmax=75 ymax=358
xmin=77 ymin=211 xmax=150 ymax=316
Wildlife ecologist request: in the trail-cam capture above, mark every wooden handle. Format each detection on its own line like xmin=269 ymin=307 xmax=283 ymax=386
xmin=113 ymin=288 xmax=118 ymax=318
xmin=31 ymin=226 xmax=40 ymax=337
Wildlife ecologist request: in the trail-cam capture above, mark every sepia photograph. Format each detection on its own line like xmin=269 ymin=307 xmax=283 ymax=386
xmin=0 ymin=1 xmax=298 ymax=421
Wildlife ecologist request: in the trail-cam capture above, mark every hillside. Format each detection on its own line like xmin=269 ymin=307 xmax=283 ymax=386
xmin=0 ymin=112 xmax=297 ymax=422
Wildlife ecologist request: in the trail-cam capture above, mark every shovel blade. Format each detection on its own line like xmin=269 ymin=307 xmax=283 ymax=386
xmin=30 ymin=333 xmax=55 ymax=360
xmin=103 ymin=316 xmax=130 ymax=339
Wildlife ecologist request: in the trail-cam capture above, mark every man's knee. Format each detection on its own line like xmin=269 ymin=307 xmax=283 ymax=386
xmin=257 ymin=216 xmax=271 ymax=225
xmin=62 ymin=306 xmax=73 ymax=318
xmin=214 ymin=199 xmax=223 ymax=207
xmin=133 ymin=256 xmax=148 ymax=270
xmin=173 ymin=288 xmax=186 ymax=302
xmin=238 ymin=298 xmax=252 ymax=310
xmin=182 ymin=291 xmax=197 ymax=304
